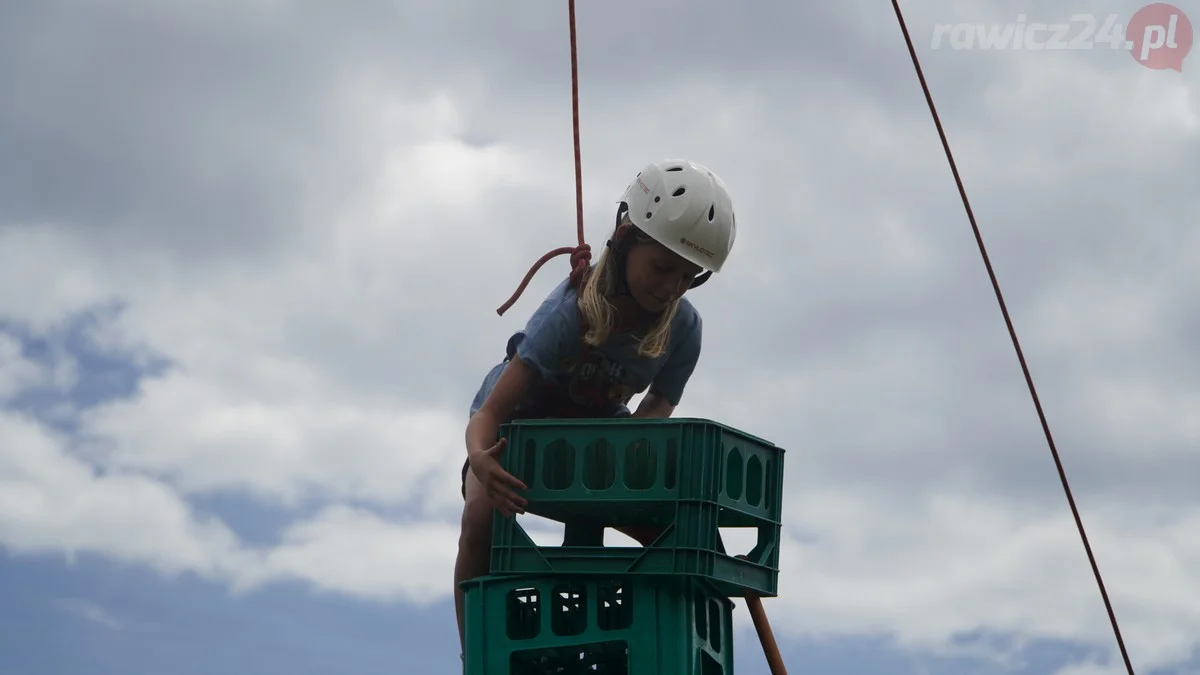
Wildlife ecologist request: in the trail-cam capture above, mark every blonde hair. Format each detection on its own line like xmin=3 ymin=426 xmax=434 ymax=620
xmin=576 ymin=218 xmax=681 ymax=358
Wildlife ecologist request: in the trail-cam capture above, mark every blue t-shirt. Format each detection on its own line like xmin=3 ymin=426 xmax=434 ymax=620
xmin=470 ymin=276 xmax=703 ymax=419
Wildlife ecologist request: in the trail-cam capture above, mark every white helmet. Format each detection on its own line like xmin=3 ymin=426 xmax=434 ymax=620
xmin=617 ymin=159 xmax=736 ymax=274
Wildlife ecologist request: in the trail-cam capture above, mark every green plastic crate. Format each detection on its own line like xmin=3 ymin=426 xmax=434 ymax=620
xmin=490 ymin=501 xmax=780 ymax=598
xmin=496 ymin=417 xmax=785 ymax=529
xmin=461 ymin=573 xmax=734 ymax=674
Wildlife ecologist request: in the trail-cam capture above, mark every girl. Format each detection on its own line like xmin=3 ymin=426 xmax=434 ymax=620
xmin=453 ymin=158 xmax=737 ymax=648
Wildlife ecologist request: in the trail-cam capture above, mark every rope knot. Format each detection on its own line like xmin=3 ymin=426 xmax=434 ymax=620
xmin=495 ymin=242 xmax=592 ymax=316
xmin=568 ymin=243 xmax=592 ymax=284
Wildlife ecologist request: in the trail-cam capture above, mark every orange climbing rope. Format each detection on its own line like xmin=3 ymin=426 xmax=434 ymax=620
xmin=889 ymin=2 xmax=1135 ymax=673
xmin=495 ymin=0 xmax=590 ymax=317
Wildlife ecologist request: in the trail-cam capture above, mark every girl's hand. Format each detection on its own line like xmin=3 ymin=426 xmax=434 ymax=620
xmin=468 ymin=438 xmax=529 ymax=517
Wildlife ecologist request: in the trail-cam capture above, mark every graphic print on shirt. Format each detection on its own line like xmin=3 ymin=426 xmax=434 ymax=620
xmin=564 ymin=348 xmax=638 ymax=414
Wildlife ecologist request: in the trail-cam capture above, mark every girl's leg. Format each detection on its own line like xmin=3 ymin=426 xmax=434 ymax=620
xmin=454 ymin=466 xmax=496 ymax=650
xmin=456 ymin=363 xmax=507 ymax=647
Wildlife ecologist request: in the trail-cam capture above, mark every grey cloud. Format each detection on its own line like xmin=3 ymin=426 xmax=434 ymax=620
xmin=0 ymin=1 xmax=414 ymax=261
xmin=0 ymin=0 xmax=1007 ymax=276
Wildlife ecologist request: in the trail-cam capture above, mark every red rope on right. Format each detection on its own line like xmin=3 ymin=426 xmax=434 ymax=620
xmin=890 ymin=2 xmax=1135 ymax=673
xmin=496 ymin=0 xmax=590 ymax=317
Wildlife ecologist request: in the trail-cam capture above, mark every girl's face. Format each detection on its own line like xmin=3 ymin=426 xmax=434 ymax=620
xmin=622 ymin=239 xmax=704 ymax=313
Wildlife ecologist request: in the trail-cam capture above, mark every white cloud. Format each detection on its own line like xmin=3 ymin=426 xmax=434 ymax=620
xmin=0 ymin=404 xmax=471 ymax=605
xmin=79 ymin=370 xmax=466 ymax=507
xmin=0 ymin=411 xmax=244 ymax=579
xmin=234 ymin=504 xmax=461 ymax=606
xmin=0 ymin=225 xmax=119 ymax=334
xmin=0 ymin=334 xmax=45 ymax=402
xmin=774 ymin=490 xmax=1200 ymax=667
xmin=57 ymin=598 xmax=125 ymax=630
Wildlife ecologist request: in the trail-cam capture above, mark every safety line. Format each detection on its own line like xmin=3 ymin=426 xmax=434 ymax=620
xmin=889 ymin=2 xmax=1135 ymax=673
xmin=495 ymin=0 xmax=590 ymax=316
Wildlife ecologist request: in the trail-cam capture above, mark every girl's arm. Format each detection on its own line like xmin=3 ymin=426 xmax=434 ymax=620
xmin=466 ymin=356 xmax=535 ymax=458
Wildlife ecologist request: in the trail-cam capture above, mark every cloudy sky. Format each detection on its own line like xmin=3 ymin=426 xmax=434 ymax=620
xmin=1 ymin=1 xmax=1197 ymax=673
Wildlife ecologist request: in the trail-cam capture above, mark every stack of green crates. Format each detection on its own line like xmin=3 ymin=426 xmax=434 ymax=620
xmin=461 ymin=417 xmax=786 ymax=674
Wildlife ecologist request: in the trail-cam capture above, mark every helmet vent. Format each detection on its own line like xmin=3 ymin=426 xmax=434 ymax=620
xmin=708 ymin=204 xmax=715 ymax=221
xmin=672 ymin=187 xmax=686 ymax=197
xmin=666 ymin=166 xmax=683 ymax=172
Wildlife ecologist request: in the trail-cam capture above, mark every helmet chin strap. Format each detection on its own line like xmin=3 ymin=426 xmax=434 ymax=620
xmin=606 ymin=207 xmax=634 ymax=297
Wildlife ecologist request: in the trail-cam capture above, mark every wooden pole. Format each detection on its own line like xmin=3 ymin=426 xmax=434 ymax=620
xmin=745 ymin=594 xmax=787 ymax=674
